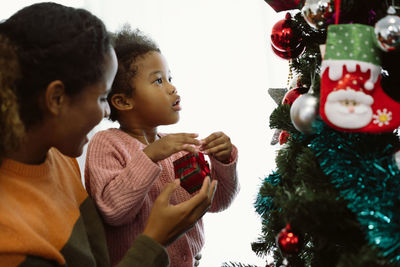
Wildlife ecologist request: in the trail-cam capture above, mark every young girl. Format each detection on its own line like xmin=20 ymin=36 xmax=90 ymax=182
xmin=0 ymin=3 xmax=216 ymax=266
xmin=85 ymin=26 xmax=239 ymax=267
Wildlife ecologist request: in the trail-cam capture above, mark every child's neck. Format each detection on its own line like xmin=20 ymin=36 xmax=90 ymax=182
xmin=120 ymin=126 xmax=159 ymax=145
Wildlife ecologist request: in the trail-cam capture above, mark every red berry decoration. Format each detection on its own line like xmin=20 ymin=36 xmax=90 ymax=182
xmin=271 ymin=13 xmax=305 ymax=60
xmin=279 ymin=130 xmax=290 ymax=145
xmin=282 ymin=87 xmax=308 ymax=106
xmin=276 ymin=224 xmax=301 ymax=254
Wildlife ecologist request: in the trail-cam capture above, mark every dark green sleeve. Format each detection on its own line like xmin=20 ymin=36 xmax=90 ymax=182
xmin=116 ymin=235 xmax=170 ymax=267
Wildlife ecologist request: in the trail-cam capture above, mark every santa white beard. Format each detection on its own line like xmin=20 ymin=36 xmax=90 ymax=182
xmin=325 ymin=100 xmax=373 ymax=129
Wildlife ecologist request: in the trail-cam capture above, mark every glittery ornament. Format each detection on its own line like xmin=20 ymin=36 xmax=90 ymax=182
xmin=268 ymin=88 xmax=288 ymax=145
xmin=375 ymin=6 xmax=400 ymax=52
xmin=271 ymin=129 xmax=282 ymax=145
xmin=269 ymin=88 xmax=288 ymax=105
xmin=271 ymin=13 xmax=305 ymax=60
xmin=282 ymin=87 xmax=309 ymax=106
xmin=276 ymin=224 xmax=301 ymax=254
xmin=301 ymin=0 xmax=334 ymax=29
xmin=290 ymin=93 xmax=318 ymax=133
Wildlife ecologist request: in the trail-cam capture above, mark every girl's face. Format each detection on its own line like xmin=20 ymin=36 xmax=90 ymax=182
xmin=56 ymin=48 xmax=118 ymax=157
xmin=130 ymin=51 xmax=181 ymax=128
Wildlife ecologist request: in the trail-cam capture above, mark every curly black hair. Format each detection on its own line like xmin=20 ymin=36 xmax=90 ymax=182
xmin=0 ymin=2 xmax=111 ymax=129
xmin=0 ymin=34 xmax=24 ymax=159
xmin=108 ymin=24 xmax=160 ymax=121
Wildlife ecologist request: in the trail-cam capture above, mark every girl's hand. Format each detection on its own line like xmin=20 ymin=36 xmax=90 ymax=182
xmin=200 ymin=131 xmax=232 ymax=164
xmin=143 ymin=133 xmax=201 ymax=162
xmin=142 ymin=177 xmax=217 ymax=246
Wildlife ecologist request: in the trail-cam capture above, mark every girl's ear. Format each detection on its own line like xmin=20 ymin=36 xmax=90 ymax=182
xmin=45 ymin=80 xmax=66 ymax=115
xmin=110 ymin=93 xmax=134 ymax=111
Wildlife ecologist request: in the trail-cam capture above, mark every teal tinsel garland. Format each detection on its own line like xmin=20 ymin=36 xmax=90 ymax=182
xmin=309 ymin=120 xmax=400 ymax=262
xmin=254 ymin=173 xmax=281 ymax=217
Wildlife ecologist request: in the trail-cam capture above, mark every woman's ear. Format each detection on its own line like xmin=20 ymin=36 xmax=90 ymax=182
xmin=45 ymin=80 xmax=66 ymax=115
xmin=110 ymin=93 xmax=134 ymax=111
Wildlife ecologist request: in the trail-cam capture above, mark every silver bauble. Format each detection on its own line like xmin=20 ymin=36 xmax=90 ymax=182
xmin=290 ymin=93 xmax=318 ymax=133
xmin=395 ymin=150 xmax=400 ymax=170
xmin=375 ymin=6 xmax=400 ymax=52
xmin=301 ymin=0 xmax=334 ymax=30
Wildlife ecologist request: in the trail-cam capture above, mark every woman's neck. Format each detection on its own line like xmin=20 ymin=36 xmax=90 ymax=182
xmin=120 ymin=126 xmax=159 ymax=145
xmin=6 ymin=129 xmax=51 ymax=164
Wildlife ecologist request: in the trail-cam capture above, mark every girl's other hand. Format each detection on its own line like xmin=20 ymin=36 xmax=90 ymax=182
xmin=200 ymin=131 xmax=232 ymax=164
xmin=142 ymin=177 xmax=217 ymax=246
xmin=143 ymin=133 xmax=201 ymax=162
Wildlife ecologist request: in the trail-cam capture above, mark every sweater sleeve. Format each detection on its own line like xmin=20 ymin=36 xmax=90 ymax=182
xmin=85 ymin=131 xmax=162 ymax=226
xmin=0 ymin=237 xmax=169 ymax=267
xmin=116 ymin=235 xmax=170 ymax=267
xmin=208 ymin=144 xmax=239 ymax=212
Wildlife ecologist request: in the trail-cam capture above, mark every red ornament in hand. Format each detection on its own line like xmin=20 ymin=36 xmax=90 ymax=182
xmin=276 ymin=224 xmax=301 ymax=254
xmin=271 ymin=13 xmax=305 ymax=60
xmin=173 ymin=152 xmax=211 ymax=194
xmin=282 ymin=87 xmax=309 ymax=106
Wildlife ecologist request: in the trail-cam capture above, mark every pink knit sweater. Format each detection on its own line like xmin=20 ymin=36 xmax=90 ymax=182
xmin=84 ymin=128 xmax=239 ymax=267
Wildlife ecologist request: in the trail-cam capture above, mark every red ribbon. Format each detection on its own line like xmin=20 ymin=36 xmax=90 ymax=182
xmin=335 ymin=0 xmax=340 ymax=24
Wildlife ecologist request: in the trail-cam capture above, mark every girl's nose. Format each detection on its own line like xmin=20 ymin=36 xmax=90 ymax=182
xmin=169 ymin=85 xmax=177 ymax=95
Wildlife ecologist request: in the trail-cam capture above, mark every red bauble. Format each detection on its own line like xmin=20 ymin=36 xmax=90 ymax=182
xmin=271 ymin=13 xmax=305 ymax=60
xmin=279 ymin=130 xmax=290 ymax=145
xmin=271 ymin=44 xmax=305 ymax=60
xmin=276 ymin=224 xmax=301 ymax=254
xmin=282 ymin=87 xmax=308 ymax=106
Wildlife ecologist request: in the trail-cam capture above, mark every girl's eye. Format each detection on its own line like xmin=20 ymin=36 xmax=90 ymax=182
xmin=168 ymin=76 xmax=173 ymax=83
xmin=155 ymin=78 xmax=163 ymax=84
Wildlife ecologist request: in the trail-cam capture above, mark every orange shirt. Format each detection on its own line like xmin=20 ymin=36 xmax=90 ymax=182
xmin=0 ymin=148 xmax=109 ymax=266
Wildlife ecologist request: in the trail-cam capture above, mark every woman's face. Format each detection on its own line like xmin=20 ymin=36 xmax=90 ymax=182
xmin=56 ymin=48 xmax=118 ymax=157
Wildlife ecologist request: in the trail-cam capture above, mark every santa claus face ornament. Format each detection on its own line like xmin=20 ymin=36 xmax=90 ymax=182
xmin=320 ymin=24 xmax=400 ymax=133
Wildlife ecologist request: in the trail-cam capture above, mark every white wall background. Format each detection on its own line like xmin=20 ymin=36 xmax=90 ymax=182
xmin=1 ymin=1 xmax=289 ymax=266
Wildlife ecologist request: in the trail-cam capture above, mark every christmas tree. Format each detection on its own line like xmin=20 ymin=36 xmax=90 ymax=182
xmin=228 ymin=0 xmax=400 ymax=266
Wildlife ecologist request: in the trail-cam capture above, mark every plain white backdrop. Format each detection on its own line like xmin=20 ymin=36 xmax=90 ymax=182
xmin=1 ymin=1 xmax=289 ymax=266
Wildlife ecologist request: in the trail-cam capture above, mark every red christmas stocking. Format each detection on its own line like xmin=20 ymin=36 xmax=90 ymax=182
xmin=320 ymin=24 xmax=400 ymax=133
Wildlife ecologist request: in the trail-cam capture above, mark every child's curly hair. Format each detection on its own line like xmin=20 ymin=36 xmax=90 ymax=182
xmin=108 ymin=24 xmax=160 ymax=121
xmin=0 ymin=34 xmax=24 ymax=159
